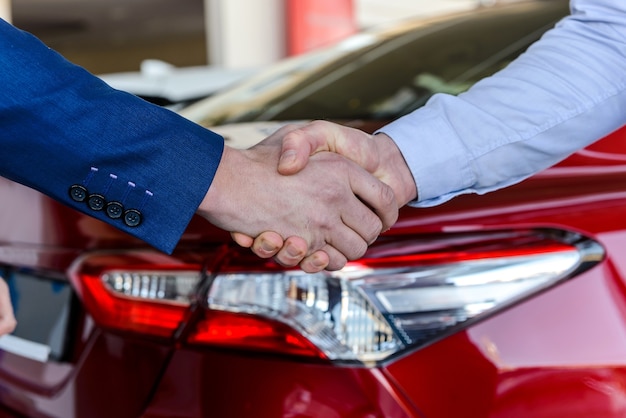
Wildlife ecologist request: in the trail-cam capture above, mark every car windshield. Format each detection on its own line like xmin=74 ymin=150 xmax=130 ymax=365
xmin=180 ymin=1 xmax=568 ymax=128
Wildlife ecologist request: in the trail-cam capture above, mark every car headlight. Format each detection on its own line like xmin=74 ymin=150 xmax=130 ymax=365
xmin=192 ymin=229 xmax=604 ymax=364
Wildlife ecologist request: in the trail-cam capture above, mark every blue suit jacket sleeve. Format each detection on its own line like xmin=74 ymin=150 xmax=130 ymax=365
xmin=0 ymin=19 xmax=225 ymax=254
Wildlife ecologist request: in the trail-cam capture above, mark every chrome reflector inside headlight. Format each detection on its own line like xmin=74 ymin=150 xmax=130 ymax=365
xmin=102 ymin=271 xmax=201 ymax=304
xmin=208 ymin=230 xmax=604 ymax=363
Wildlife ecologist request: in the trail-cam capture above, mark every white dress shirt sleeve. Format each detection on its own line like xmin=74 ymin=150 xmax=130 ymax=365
xmin=379 ymin=0 xmax=626 ymax=207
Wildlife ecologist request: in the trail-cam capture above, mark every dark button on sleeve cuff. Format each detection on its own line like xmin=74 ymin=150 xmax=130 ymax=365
xmin=123 ymin=209 xmax=142 ymax=227
xmin=68 ymin=173 xmax=144 ymax=229
xmin=69 ymin=185 xmax=88 ymax=202
xmin=106 ymin=201 xmax=124 ymax=219
xmin=87 ymin=194 xmax=106 ymax=211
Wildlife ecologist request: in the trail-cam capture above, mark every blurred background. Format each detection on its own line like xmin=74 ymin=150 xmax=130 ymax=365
xmin=5 ymin=0 xmax=490 ymax=74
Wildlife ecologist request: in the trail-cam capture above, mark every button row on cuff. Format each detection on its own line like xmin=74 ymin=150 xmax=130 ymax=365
xmin=69 ymin=184 xmax=143 ymax=227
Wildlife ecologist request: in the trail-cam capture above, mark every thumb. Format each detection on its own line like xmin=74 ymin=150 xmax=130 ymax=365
xmin=278 ymin=121 xmax=379 ymax=176
xmin=278 ymin=121 xmax=337 ymax=175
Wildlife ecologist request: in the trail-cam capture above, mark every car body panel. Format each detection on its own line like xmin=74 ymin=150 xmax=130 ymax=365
xmin=384 ymin=253 xmax=626 ymax=418
xmin=0 ymin=332 xmax=171 ymax=418
xmin=143 ymin=348 xmax=415 ymax=418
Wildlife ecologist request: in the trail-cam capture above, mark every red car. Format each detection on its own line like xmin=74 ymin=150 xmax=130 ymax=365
xmin=3 ymin=1 xmax=626 ymax=417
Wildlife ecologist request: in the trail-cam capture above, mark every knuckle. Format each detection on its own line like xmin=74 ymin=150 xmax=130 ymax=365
xmin=363 ymin=216 xmax=383 ymax=244
xmin=273 ymin=254 xmax=299 ymax=268
xmin=300 ymin=255 xmax=328 ymax=274
xmin=346 ymin=239 xmax=369 ymax=261
xmin=380 ymin=183 xmax=396 ymax=208
xmin=378 ymin=184 xmax=399 ymax=224
xmin=309 ymin=120 xmax=328 ymax=129
xmin=326 ymin=256 xmax=348 ymax=271
xmin=282 ymin=129 xmax=302 ymax=146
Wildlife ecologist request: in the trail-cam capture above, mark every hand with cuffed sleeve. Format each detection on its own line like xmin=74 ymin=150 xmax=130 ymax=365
xmin=236 ymin=0 xmax=626 ymax=270
xmin=199 ymin=124 xmax=398 ymax=271
xmin=0 ymin=19 xmax=398 ymax=272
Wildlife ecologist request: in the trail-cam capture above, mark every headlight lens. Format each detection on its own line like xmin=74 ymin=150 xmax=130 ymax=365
xmin=208 ymin=272 xmax=404 ymax=362
xmin=205 ymin=230 xmax=603 ymax=363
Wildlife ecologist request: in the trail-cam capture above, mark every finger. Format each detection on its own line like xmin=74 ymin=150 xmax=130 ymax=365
xmin=271 ymin=236 xmax=309 ymax=267
xmin=0 ymin=278 xmax=16 ymax=336
xmin=278 ymin=120 xmax=344 ymax=175
xmin=231 ymin=232 xmax=254 ymax=248
xmin=260 ymin=122 xmax=308 ymax=150
xmin=320 ymin=245 xmax=348 ymax=271
xmin=298 ymin=251 xmax=330 ymax=273
xmin=250 ymin=232 xmax=286 ymax=258
xmin=345 ymin=165 xmax=399 ymax=232
xmin=324 ymin=222 xmax=370 ymax=262
xmin=279 ymin=121 xmax=377 ymax=176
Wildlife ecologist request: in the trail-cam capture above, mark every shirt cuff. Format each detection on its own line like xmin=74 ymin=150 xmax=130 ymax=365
xmin=376 ymin=102 xmax=475 ymax=207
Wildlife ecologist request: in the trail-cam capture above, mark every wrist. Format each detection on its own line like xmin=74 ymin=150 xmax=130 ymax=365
xmin=197 ymin=146 xmax=241 ymax=228
xmin=374 ymin=133 xmax=418 ymax=207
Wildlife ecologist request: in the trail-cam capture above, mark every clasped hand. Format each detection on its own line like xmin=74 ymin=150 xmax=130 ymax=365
xmin=197 ymin=122 xmax=407 ymax=272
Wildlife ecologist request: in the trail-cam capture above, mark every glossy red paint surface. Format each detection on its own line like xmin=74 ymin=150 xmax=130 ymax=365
xmin=143 ymin=348 xmax=414 ymax=418
xmin=384 ymin=263 xmax=626 ymax=417
xmin=0 ymin=121 xmax=625 ymax=417
xmin=0 ymin=331 xmax=171 ymax=418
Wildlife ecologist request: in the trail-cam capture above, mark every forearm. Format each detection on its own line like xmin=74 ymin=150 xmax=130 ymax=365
xmin=0 ymin=20 xmax=225 ymax=253
xmin=380 ymin=0 xmax=626 ymax=206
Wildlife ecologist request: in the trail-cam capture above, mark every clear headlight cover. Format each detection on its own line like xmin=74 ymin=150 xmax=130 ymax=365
xmin=102 ymin=271 xmax=200 ymax=304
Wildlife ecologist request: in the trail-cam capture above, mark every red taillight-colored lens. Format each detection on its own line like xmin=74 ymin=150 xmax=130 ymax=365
xmin=74 ymin=273 xmax=189 ymax=337
xmin=188 ymin=310 xmax=324 ymax=358
xmin=69 ymin=252 xmax=204 ymax=338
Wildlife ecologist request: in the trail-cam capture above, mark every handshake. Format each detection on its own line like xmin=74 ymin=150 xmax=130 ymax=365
xmin=197 ymin=120 xmax=417 ymax=273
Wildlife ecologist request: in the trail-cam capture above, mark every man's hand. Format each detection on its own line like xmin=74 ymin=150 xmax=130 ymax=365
xmin=232 ymin=120 xmax=417 ymax=272
xmin=197 ymin=130 xmax=398 ymax=271
xmin=278 ymin=120 xmax=417 ymax=206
